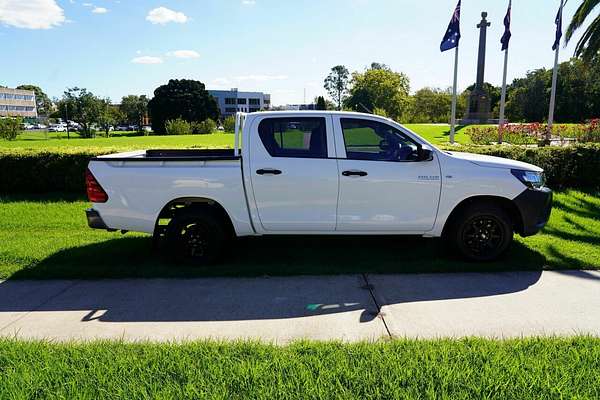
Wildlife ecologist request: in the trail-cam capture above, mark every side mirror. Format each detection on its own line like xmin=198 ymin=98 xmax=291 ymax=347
xmin=417 ymin=145 xmax=434 ymax=162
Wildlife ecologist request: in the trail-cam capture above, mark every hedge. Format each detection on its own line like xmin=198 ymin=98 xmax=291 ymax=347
xmin=0 ymin=148 xmax=115 ymax=194
xmin=440 ymin=144 xmax=600 ymax=190
xmin=1 ymin=144 xmax=599 ymax=194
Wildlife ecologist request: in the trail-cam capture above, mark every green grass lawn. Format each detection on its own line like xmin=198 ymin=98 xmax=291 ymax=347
xmin=0 ymin=337 xmax=598 ymax=399
xmin=0 ymin=190 xmax=598 ymax=279
xmin=404 ymin=123 xmax=473 ymax=145
xmin=1 ymin=131 xmax=233 ymax=150
xmin=1 ymin=124 xmax=471 ymax=150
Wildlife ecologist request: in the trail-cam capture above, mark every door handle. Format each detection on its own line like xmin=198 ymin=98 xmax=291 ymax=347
xmin=342 ymin=170 xmax=368 ymax=177
xmin=256 ymin=168 xmax=282 ymax=175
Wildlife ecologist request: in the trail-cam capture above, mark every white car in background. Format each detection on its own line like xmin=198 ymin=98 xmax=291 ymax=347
xmin=48 ymin=124 xmax=67 ymax=132
xmin=85 ymin=111 xmax=552 ymax=264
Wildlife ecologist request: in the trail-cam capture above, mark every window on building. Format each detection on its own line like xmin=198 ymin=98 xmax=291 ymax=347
xmin=249 ymin=98 xmax=260 ymax=105
xmin=264 ymin=99 xmax=270 ymax=105
xmin=237 ymin=98 xmax=247 ymax=105
xmin=25 ymin=107 xmax=35 ymax=112
xmin=225 ymin=98 xmax=236 ymax=105
xmin=249 ymin=108 xmax=260 ymax=113
xmin=258 ymin=117 xmax=327 ymax=159
xmin=225 ymin=107 xmax=236 ymax=113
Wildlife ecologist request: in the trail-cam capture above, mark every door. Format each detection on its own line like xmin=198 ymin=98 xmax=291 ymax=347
xmin=249 ymin=115 xmax=339 ymax=231
xmin=335 ymin=117 xmax=441 ymax=232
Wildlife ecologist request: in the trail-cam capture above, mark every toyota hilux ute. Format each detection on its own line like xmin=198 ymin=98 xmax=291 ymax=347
xmin=85 ymin=111 xmax=552 ymax=263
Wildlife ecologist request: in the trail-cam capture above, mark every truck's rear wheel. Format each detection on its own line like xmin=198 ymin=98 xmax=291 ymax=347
xmin=165 ymin=212 xmax=226 ymax=265
xmin=448 ymin=203 xmax=514 ymax=262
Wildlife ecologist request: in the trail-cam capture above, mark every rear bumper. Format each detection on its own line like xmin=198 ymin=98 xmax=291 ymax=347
xmin=513 ymin=187 xmax=553 ymax=237
xmin=86 ymin=208 xmax=109 ymax=230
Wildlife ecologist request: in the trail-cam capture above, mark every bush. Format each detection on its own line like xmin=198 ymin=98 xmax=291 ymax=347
xmin=223 ymin=116 xmax=236 ymax=133
xmin=193 ymin=119 xmax=217 ymax=135
xmin=0 ymin=148 xmax=113 ymax=194
xmin=440 ymin=143 xmax=600 ymax=189
xmin=1 ymin=144 xmax=599 ymax=194
xmin=0 ymin=117 xmax=22 ymax=141
xmin=165 ymin=119 xmax=192 ymax=135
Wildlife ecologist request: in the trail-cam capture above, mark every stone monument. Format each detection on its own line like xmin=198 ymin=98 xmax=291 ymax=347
xmin=462 ymin=12 xmax=495 ymax=124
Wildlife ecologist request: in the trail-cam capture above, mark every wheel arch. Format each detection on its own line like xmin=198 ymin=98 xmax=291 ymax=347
xmin=442 ymin=195 xmax=524 ymax=237
xmin=154 ymin=197 xmax=236 ymax=239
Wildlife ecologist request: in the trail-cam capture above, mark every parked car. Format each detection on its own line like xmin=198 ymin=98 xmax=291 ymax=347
xmin=35 ymin=124 xmax=47 ymax=130
xmin=22 ymin=123 xmax=35 ymax=130
xmin=48 ymin=124 xmax=67 ymax=132
xmin=115 ymin=126 xmax=130 ymax=131
xmin=85 ymin=111 xmax=552 ymax=264
xmin=142 ymin=125 xmax=152 ymax=133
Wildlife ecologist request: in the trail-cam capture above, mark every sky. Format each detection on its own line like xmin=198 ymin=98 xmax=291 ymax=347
xmin=0 ymin=0 xmax=592 ymax=106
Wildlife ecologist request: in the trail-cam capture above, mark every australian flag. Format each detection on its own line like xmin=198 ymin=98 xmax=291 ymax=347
xmin=552 ymin=2 xmax=563 ymax=50
xmin=440 ymin=0 xmax=461 ymax=52
xmin=501 ymin=2 xmax=512 ymax=51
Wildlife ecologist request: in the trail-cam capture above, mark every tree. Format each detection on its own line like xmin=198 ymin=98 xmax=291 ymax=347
xmin=504 ymin=69 xmax=551 ymax=122
xmin=147 ymin=79 xmax=219 ymax=134
xmin=223 ymin=116 xmax=236 ymax=133
xmin=315 ymin=96 xmax=327 ymax=110
xmin=120 ymin=95 xmax=149 ymax=130
xmin=566 ymin=0 xmax=600 ymax=62
xmin=98 ymin=100 xmax=124 ymax=137
xmin=503 ymin=57 xmax=600 ymax=123
xmin=324 ymin=65 xmax=350 ymax=110
xmin=57 ymin=87 xmax=104 ymax=137
xmin=345 ymin=66 xmax=411 ymax=121
xmin=0 ymin=117 xmax=22 ymax=141
xmin=16 ymin=85 xmax=52 ymax=116
xmin=408 ymin=88 xmax=452 ymax=123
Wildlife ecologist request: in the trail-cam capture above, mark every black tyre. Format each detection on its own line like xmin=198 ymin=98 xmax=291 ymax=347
xmin=448 ymin=203 xmax=514 ymax=262
xmin=165 ymin=211 xmax=226 ymax=265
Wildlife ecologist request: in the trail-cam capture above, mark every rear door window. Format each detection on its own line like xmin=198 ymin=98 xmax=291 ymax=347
xmin=258 ymin=118 xmax=327 ymax=159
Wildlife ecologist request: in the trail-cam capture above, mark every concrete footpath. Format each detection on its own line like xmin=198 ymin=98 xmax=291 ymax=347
xmin=0 ymin=270 xmax=599 ymax=343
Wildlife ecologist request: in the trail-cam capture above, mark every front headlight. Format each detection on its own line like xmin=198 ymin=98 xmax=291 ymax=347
xmin=511 ymin=169 xmax=545 ymax=189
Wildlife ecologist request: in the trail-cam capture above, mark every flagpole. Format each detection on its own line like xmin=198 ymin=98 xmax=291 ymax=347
xmin=450 ymin=44 xmax=459 ymax=145
xmin=499 ymin=0 xmax=511 ymax=144
xmin=547 ymin=0 xmax=564 ymax=144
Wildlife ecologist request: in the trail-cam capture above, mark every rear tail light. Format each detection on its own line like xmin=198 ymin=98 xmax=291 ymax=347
xmin=86 ymin=168 xmax=108 ymax=203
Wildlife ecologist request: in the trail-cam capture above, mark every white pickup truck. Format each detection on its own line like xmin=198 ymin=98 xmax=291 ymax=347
xmin=86 ymin=111 xmax=552 ymax=263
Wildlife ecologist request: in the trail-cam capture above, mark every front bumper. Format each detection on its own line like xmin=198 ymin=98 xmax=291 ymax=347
xmin=513 ymin=187 xmax=553 ymax=237
xmin=86 ymin=208 xmax=109 ymax=230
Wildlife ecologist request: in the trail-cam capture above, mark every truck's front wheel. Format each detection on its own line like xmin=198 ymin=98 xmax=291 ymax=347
xmin=448 ymin=203 xmax=514 ymax=262
xmin=165 ymin=212 xmax=226 ymax=265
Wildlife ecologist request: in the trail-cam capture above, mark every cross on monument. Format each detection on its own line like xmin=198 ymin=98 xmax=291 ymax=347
xmin=462 ymin=12 xmax=495 ymax=124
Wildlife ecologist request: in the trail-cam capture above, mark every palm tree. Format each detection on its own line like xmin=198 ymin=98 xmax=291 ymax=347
xmin=566 ymin=0 xmax=600 ymax=61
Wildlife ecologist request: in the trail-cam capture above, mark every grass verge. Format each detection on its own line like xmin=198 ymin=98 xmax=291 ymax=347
xmin=0 ymin=190 xmax=598 ymax=279
xmin=0 ymin=337 xmax=598 ymax=399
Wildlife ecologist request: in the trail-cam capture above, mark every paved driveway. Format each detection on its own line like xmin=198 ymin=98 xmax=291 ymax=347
xmin=0 ymin=270 xmax=598 ymax=342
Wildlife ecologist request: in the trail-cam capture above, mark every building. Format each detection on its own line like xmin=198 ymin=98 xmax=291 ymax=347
xmin=208 ymin=88 xmax=270 ymax=118
xmin=0 ymin=87 xmax=37 ymax=118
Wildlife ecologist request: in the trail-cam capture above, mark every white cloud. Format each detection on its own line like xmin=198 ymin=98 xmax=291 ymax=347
xmin=167 ymin=50 xmax=200 ymax=59
xmin=0 ymin=0 xmax=65 ymax=29
xmin=131 ymin=56 xmax=163 ymax=64
xmin=234 ymin=75 xmax=288 ymax=82
xmin=146 ymin=7 xmax=188 ymax=25
xmin=82 ymin=2 xmax=92 ymax=6
xmin=242 ymin=0 xmax=256 ymax=5
xmin=92 ymin=7 xmax=108 ymax=14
